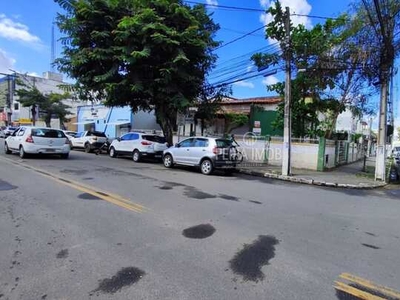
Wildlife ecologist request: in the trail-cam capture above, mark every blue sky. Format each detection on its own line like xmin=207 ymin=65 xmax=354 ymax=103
xmin=0 ymin=0 xmax=398 ymax=130
xmin=1 ymin=0 xmax=351 ymax=92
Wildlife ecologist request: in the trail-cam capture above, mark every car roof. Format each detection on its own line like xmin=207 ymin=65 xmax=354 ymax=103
xmin=181 ymin=136 xmax=226 ymax=140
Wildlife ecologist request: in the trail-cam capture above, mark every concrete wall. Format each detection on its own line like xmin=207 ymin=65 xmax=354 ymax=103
xmin=241 ymin=139 xmax=320 ymax=170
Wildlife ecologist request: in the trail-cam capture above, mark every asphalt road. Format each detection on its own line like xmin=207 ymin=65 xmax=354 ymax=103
xmin=0 ymin=143 xmax=399 ymax=300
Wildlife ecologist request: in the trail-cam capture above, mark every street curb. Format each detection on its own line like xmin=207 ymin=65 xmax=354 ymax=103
xmin=238 ymin=169 xmax=387 ymax=190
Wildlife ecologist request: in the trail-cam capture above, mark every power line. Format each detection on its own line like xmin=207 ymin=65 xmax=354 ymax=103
xmin=211 ymin=68 xmax=284 ymax=89
xmin=220 ymin=27 xmax=265 ymax=37
xmin=185 ymin=1 xmax=341 ymax=20
xmin=215 ymin=25 xmax=266 ymax=50
xmin=184 ymin=1 xmax=265 ymax=12
xmin=215 ymin=42 xmax=279 ymax=66
xmin=291 ymin=13 xmax=341 ymax=20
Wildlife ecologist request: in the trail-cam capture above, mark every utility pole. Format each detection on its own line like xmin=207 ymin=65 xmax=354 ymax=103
xmin=375 ymin=70 xmax=389 ymax=181
xmin=372 ymin=0 xmax=394 ymax=181
xmin=282 ymin=6 xmax=292 ymax=176
xmin=6 ymin=74 xmax=15 ymax=125
xmin=367 ymin=116 xmax=373 ymax=157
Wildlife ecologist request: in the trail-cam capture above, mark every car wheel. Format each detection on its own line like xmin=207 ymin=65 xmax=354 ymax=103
xmin=84 ymin=143 xmax=92 ymax=153
xmin=109 ymin=147 xmax=117 ymax=158
xmin=132 ymin=150 xmax=141 ymax=162
xmin=4 ymin=143 xmax=11 ymax=154
xmin=61 ymin=153 xmax=69 ymax=159
xmin=19 ymin=146 xmax=26 ymax=159
xmin=200 ymin=159 xmax=213 ymax=175
xmin=163 ymin=154 xmax=173 ymax=168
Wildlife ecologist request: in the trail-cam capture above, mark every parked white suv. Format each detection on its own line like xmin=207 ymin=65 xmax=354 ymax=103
xmin=4 ymin=127 xmax=70 ymax=158
xmin=109 ymin=132 xmax=168 ymax=162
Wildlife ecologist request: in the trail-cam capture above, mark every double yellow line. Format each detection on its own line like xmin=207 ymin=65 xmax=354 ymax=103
xmin=335 ymin=273 xmax=400 ymax=300
xmin=1 ymin=157 xmax=146 ymax=213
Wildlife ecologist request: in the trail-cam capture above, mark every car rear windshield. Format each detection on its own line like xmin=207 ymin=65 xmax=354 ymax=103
xmin=215 ymin=139 xmax=232 ymax=148
xmin=31 ymin=128 xmax=66 ymax=138
xmin=143 ymin=135 xmax=166 ymax=143
xmin=88 ymin=131 xmax=106 ymax=137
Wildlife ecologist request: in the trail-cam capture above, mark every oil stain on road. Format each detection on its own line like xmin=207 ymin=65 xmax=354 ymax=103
xmin=182 ymin=224 xmax=216 ymax=239
xmin=249 ymin=200 xmax=262 ymax=205
xmin=0 ymin=179 xmax=17 ymax=191
xmin=78 ymin=193 xmax=101 ymax=200
xmin=218 ymin=194 xmax=239 ymax=201
xmin=184 ymin=187 xmax=216 ymax=200
xmin=361 ymin=243 xmax=380 ymax=250
xmin=56 ymin=249 xmax=69 ymax=259
xmin=91 ymin=267 xmax=145 ymax=295
xmin=229 ymin=235 xmax=279 ymax=282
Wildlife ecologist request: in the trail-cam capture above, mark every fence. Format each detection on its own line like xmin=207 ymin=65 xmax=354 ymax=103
xmin=170 ymin=133 xmax=365 ymax=172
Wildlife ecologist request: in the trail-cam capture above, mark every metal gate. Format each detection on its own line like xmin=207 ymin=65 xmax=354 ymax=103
xmin=336 ymin=141 xmax=346 ymax=165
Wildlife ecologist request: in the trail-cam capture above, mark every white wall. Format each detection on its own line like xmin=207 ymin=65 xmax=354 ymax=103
xmin=242 ymin=140 xmax=320 ymax=170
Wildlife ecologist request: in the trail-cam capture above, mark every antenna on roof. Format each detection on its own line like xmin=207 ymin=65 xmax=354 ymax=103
xmin=51 ymin=19 xmax=56 ymax=72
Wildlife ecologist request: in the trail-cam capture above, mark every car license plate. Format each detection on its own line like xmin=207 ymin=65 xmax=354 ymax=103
xmin=46 ymin=149 xmax=55 ymax=152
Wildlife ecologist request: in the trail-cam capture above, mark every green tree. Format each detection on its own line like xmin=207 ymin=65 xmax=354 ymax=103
xmin=194 ymin=85 xmax=230 ymax=135
xmin=55 ymin=0 xmax=220 ymax=145
xmin=224 ymin=113 xmax=248 ymax=134
xmin=252 ymin=0 xmax=375 ymax=138
xmin=17 ymin=86 xmax=71 ymax=127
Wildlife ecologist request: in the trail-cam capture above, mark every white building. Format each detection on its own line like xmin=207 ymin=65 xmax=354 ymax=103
xmin=4 ymin=71 xmax=85 ymax=128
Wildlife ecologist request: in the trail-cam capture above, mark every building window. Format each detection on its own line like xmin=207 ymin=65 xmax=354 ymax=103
xmin=14 ymin=102 xmax=19 ymax=111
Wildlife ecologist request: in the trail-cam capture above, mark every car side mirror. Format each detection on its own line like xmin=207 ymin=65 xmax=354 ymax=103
xmin=175 ymin=143 xmax=180 ymax=147
xmin=117 ymin=137 xmax=121 ymax=142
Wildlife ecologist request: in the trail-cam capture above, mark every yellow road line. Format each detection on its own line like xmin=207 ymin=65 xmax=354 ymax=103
xmin=339 ymin=273 xmax=400 ymax=299
xmin=334 ymin=281 xmax=386 ymax=300
xmin=0 ymin=157 xmax=145 ymax=213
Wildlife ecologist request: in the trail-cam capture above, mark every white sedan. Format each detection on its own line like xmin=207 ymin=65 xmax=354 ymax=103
xmin=4 ymin=126 xmax=70 ymax=159
xmin=109 ymin=132 xmax=168 ymax=162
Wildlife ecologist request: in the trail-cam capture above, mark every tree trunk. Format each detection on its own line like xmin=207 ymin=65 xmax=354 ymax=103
xmin=31 ymin=106 xmax=36 ymax=126
xmin=155 ymin=107 xmax=174 ymax=146
xmin=325 ymin=111 xmax=340 ymax=139
xmin=45 ymin=117 xmax=51 ymax=128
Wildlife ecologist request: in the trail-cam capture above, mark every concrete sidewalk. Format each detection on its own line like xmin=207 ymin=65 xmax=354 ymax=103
xmin=239 ymin=158 xmax=388 ymax=189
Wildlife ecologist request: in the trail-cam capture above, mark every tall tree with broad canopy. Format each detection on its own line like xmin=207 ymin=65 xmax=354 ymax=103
xmin=252 ymin=0 xmax=375 ymax=138
xmin=54 ymin=0 xmax=220 ymax=145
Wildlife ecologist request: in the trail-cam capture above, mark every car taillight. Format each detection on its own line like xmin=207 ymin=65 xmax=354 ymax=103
xmin=141 ymin=141 xmax=152 ymax=146
xmin=213 ymin=146 xmax=218 ymax=154
xmin=26 ymin=135 xmax=34 ymax=143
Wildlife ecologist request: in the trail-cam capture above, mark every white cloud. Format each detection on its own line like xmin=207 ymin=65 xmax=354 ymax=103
xmin=259 ymin=0 xmax=312 ymax=34
xmin=262 ymin=75 xmax=279 ymax=86
xmin=206 ymin=0 xmax=218 ymax=6
xmin=246 ymin=64 xmax=255 ymax=72
xmin=0 ymin=48 xmax=16 ymax=73
xmin=27 ymin=72 xmax=39 ymax=77
xmin=0 ymin=14 xmax=41 ymax=45
xmin=233 ymin=80 xmax=255 ymax=89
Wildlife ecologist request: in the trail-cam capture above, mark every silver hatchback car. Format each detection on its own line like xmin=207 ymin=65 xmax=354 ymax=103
xmin=163 ymin=137 xmax=242 ymax=175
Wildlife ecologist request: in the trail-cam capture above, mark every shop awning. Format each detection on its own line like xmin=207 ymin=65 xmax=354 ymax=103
xmin=73 ymin=121 xmax=95 ymax=125
xmin=106 ymin=121 xmax=130 ymax=126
